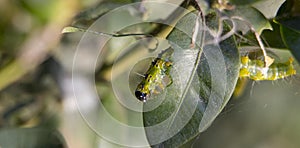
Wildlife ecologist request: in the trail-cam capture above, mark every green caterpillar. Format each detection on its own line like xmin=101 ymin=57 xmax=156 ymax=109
xmin=239 ymin=56 xmax=297 ymax=81
xmin=135 ymin=47 xmax=174 ymax=102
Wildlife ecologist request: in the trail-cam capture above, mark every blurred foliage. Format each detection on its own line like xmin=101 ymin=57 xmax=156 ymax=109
xmin=0 ymin=0 xmax=89 ymax=147
xmin=0 ymin=0 xmax=300 ymax=147
xmin=0 ymin=127 xmax=67 ymax=148
xmin=0 ymin=58 xmax=62 ymax=128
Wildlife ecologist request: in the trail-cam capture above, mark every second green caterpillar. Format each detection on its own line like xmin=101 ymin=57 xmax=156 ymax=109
xmin=239 ymin=56 xmax=296 ymax=81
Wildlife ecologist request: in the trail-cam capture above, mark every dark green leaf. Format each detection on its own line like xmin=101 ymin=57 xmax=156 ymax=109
xmin=262 ymin=21 xmax=287 ymax=49
xmin=225 ymin=6 xmax=272 ymax=35
xmin=143 ymin=11 xmax=240 ymax=147
xmin=281 ymin=25 xmax=300 ymax=64
xmin=252 ymin=0 xmax=285 ymax=19
xmin=278 ymin=17 xmax=300 ymax=31
xmin=276 ymin=0 xmax=300 ymax=20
